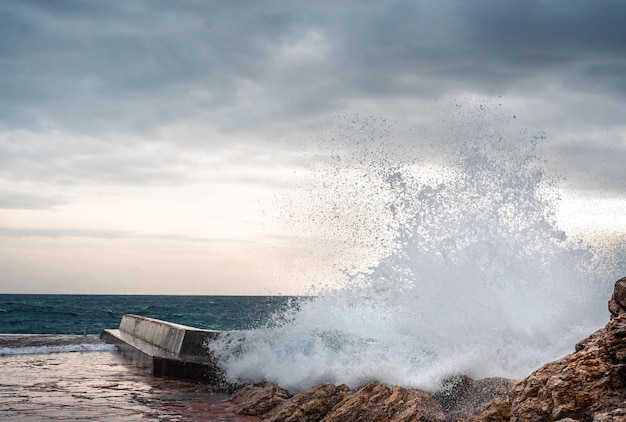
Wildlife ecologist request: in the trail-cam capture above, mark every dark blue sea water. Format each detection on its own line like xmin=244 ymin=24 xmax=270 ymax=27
xmin=0 ymin=294 xmax=298 ymax=335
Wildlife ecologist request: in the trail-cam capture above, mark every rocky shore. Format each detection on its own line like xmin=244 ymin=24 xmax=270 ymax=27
xmin=226 ymin=277 xmax=626 ymax=422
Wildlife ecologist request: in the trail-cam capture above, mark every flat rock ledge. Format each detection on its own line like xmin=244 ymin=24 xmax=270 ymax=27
xmin=227 ymin=277 xmax=626 ymax=422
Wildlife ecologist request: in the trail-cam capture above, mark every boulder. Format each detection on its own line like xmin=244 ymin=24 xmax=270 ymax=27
xmin=467 ymin=277 xmax=626 ymax=422
xmin=608 ymin=276 xmax=626 ymax=318
xmin=227 ymin=377 xmax=516 ymax=421
xmin=228 ymin=382 xmax=447 ymax=422
xmin=228 ymin=382 xmax=291 ymax=416
xmin=435 ymin=375 xmax=515 ymax=421
xmin=325 ymin=382 xmax=445 ymax=422
xmin=264 ymin=383 xmax=351 ymax=422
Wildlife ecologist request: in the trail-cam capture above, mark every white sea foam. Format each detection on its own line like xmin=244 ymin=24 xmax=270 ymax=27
xmin=210 ymin=102 xmax=618 ymax=393
xmin=0 ymin=343 xmax=116 ymax=356
xmin=0 ymin=334 xmax=116 ymax=356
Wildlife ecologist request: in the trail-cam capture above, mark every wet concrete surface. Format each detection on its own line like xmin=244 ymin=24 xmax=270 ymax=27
xmin=0 ymin=350 xmax=256 ymax=421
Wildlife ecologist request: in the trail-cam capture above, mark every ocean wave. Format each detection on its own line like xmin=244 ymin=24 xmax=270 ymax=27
xmin=210 ymin=104 xmax=618 ymax=393
xmin=0 ymin=334 xmax=116 ymax=356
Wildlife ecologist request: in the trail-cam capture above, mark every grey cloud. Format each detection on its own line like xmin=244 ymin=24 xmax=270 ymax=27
xmin=339 ymin=1 xmax=626 ymax=95
xmin=0 ymin=227 xmax=129 ymax=239
xmin=0 ymin=226 xmax=251 ymax=243
xmin=579 ymin=63 xmax=626 ymax=97
xmin=0 ymin=133 xmax=191 ymax=186
xmin=0 ymin=0 xmax=309 ymax=134
xmin=144 ymin=233 xmax=254 ymax=244
xmin=0 ymin=190 xmax=69 ymax=210
xmin=453 ymin=1 xmax=626 ymax=58
xmin=2 ymin=0 xmax=626 ymax=136
xmin=1 ymin=0 xmax=625 ymax=198
xmin=550 ymin=141 xmax=626 ymax=195
xmin=0 ymin=130 xmax=306 ymax=187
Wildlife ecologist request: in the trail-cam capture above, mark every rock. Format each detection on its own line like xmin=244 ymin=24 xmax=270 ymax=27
xmin=608 ymin=276 xmax=626 ymax=318
xmin=325 ymin=382 xmax=445 ymax=422
xmin=593 ymin=408 xmax=626 ymax=421
xmin=436 ymin=375 xmax=515 ymax=421
xmin=228 ymin=382 xmax=446 ymax=422
xmin=228 ymin=382 xmax=291 ymax=416
xmin=263 ymin=383 xmax=351 ymax=422
xmin=468 ymin=277 xmax=626 ymax=422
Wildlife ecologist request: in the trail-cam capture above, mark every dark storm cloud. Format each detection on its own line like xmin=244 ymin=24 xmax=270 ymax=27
xmin=1 ymin=0 xmax=625 ymax=195
xmin=0 ymin=0 xmax=317 ymax=133
xmin=2 ymin=0 xmax=625 ymax=134
xmin=328 ymin=1 xmax=626 ymax=97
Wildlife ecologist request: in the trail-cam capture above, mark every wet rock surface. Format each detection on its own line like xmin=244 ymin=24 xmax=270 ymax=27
xmin=467 ymin=277 xmax=626 ymax=422
xmin=436 ymin=376 xmax=516 ymax=421
xmin=608 ymin=276 xmax=626 ymax=318
xmin=229 ymin=381 xmax=447 ymax=421
xmin=229 ymin=382 xmax=293 ymax=417
xmin=228 ymin=376 xmax=515 ymax=421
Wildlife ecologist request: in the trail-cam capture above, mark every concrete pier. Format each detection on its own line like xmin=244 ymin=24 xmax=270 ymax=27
xmin=100 ymin=314 xmax=225 ymax=385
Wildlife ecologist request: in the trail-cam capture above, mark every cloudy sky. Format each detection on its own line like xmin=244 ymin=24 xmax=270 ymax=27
xmin=1 ymin=0 xmax=625 ymax=294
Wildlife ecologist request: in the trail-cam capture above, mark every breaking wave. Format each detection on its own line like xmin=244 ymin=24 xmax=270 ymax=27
xmin=210 ymin=101 xmax=616 ymax=393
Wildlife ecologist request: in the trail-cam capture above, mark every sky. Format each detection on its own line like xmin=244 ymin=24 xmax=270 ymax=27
xmin=1 ymin=0 xmax=625 ymax=295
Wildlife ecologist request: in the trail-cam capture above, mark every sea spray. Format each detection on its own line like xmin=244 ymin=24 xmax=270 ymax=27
xmin=210 ymin=102 xmax=614 ymax=393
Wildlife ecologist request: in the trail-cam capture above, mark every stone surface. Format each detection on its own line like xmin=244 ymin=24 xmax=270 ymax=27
xmin=593 ymin=408 xmax=626 ymax=421
xmin=228 ymin=381 xmax=463 ymax=421
xmin=264 ymin=383 xmax=351 ymax=422
xmin=436 ymin=376 xmax=515 ymax=421
xmin=467 ymin=278 xmax=626 ymax=422
xmin=229 ymin=382 xmax=292 ymax=416
xmin=325 ymin=382 xmax=445 ymax=422
xmin=608 ymin=276 xmax=626 ymax=318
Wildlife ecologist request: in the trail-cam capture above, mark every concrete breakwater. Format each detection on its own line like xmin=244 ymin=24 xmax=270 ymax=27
xmin=100 ymin=314 xmax=225 ymax=384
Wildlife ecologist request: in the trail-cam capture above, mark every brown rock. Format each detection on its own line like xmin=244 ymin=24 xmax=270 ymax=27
xmin=228 ymin=382 xmax=446 ymax=422
xmin=325 ymin=382 xmax=445 ymax=422
xmin=461 ymin=395 xmax=511 ymax=422
xmin=574 ymin=326 xmax=604 ymax=352
xmin=593 ymin=408 xmax=626 ymax=421
xmin=264 ymin=383 xmax=351 ymax=422
xmin=608 ymin=276 xmax=626 ymax=318
xmin=470 ymin=277 xmax=626 ymax=422
xmin=228 ymin=382 xmax=291 ymax=416
xmin=436 ymin=375 xmax=515 ymax=421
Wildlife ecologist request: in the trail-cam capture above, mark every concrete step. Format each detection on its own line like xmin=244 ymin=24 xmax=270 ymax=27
xmin=101 ymin=314 xmax=225 ymax=385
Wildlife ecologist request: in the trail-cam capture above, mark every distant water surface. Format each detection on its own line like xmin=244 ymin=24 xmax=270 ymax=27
xmin=0 ymin=294 xmax=298 ymax=335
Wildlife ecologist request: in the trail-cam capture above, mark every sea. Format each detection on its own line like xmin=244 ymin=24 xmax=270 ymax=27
xmin=0 ymin=294 xmax=296 ymax=336
xmin=0 ymin=295 xmax=292 ymax=421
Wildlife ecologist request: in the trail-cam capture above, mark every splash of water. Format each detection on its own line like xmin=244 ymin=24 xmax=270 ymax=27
xmin=210 ymin=103 xmax=613 ymax=393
